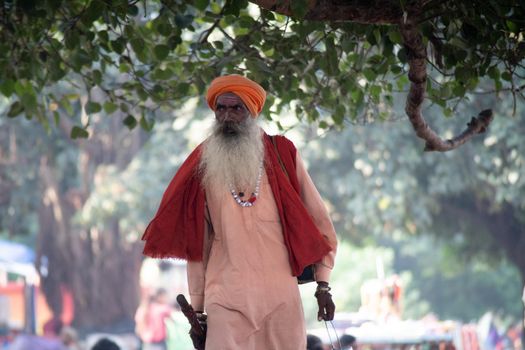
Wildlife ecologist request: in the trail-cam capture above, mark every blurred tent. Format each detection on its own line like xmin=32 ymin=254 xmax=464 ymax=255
xmin=0 ymin=240 xmax=35 ymax=263
xmin=0 ymin=239 xmax=38 ymax=334
xmin=0 ymin=240 xmax=38 ymax=281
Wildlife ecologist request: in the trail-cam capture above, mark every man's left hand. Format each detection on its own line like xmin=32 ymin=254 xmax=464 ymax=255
xmin=315 ymin=281 xmax=335 ymax=321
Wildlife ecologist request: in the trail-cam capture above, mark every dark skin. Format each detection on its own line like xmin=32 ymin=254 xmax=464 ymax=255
xmin=215 ymin=93 xmax=250 ymax=122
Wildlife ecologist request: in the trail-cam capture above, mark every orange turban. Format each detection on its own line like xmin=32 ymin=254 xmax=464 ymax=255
xmin=206 ymin=74 xmax=266 ymax=117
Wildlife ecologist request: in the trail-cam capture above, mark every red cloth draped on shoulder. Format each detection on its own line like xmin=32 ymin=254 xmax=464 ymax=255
xmin=141 ymin=145 xmax=205 ymax=261
xmin=142 ymin=134 xmax=332 ymax=276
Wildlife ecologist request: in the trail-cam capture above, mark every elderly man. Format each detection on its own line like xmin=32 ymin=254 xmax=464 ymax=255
xmin=142 ymin=74 xmax=338 ymax=349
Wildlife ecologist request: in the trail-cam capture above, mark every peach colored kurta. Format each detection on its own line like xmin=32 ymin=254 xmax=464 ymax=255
xmin=187 ymin=152 xmax=337 ymax=350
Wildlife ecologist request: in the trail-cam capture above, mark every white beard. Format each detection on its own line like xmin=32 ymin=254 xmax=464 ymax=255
xmin=199 ymin=117 xmax=264 ymax=194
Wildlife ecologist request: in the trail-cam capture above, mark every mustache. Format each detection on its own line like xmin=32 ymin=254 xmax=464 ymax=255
xmin=217 ymin=120 xmax=246 ymax=137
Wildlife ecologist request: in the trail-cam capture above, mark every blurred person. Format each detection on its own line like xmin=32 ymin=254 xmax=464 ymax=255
xmin=60 ymin=327 xmax=80 ymax=350
xmin=338 ymin=334 xmax=356 ymax=350
xmin=306 ymin=334 xmax=324 ymax=350
xmin=7 ymin=314 xmax=68 ymax=350
xmin=135 ymin=288 xmax=173 ymax=350
xmin=43 ymin=316 xmax=64 ymax=338
xmin=142 ymin=74 xmax=338 ymax=349
xmin=6 ymin=333 xmax=67 ymax=350
xmin=91 ymin=338 xmax=121 ymax=350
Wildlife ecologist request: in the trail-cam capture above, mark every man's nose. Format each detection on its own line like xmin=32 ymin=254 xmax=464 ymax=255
xmin=221 ymin=112 xmax=234 ymax=122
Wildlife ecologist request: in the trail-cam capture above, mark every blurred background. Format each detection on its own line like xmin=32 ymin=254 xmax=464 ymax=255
xmin=0 ymin=1 xmax=524 ymax=349
xmin=1 ymin=94 xmax=523 ymax=349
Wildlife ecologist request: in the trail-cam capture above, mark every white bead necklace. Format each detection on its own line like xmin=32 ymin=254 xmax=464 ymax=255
xmin=229 ymin=162 xmax=264 ymax=207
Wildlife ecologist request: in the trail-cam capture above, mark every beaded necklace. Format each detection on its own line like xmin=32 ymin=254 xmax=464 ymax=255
xmin=229 ymin=161 xmax=264 ymax=207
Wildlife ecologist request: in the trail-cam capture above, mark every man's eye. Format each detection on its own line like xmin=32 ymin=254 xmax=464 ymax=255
xmin=217 ymin=105 xmax=225 ymax=111
xmin=235 ymin=106 xmax=242 ymax=111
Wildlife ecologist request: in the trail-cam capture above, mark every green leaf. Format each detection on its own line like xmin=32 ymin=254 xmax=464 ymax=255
xmin=341 ymin=36 xmax=356 ymax=52
xmin=388 ymin=29 xmax=403 ymax=44
xmin=82 ymin=0 xmax=105 ymax=25
xmin=154 ymin=44 xmax=170 ymax=60
xmin=110 ymin=38 xmax=126 ymax=54
xmin=239 ymin=15 xmax=255 ymax=28
xmin=0 ymin=79 xmax=15 ymax=97
xmin=373 ymin=29 xmax=382 ymax=46
xmin=156 ymin=22 xmax=173 ymax=37
xmin=506 ymin=20 xmax=518 ymax=33
xmin=501 ymin=71 xmax=512 ymax=81
xmin=455 ymin=66 xmax=472 ymax=82
xmin=139 ymin=115 xmax=155 ymax=131
xmin=123 ymin=114 xmax=137 ymax=129
xmin=127 ymin=4 xmax=139 ymax=16
xmin=487 ymin=66 xmax=500 ymax=80
xmin=53 ymin=111 xmax=60 ymax=126
xmin=224 ymin=0 xmax=248 ymax=16
xmin=290 ymin=0 xmax=308 ymax=18
xmin=21 ymin=93 xmax=38 ymax=111
xmin=440 ymin=84 xmax=452 ymax=99
xmin=452 ymin=83 xmax=466 ymax=97
xmin=130 ymin=38 xmax=145 ymax=54
xmin=175 ymin=14 xmax=194 ymax=28
xmin=120 ymin=103 xmax=129 ymax=113
xmin=103 ymin=101 xmax=118 ymax=114
xmin=397 ymin=48 xmax=407 ymax=63
xmin=332 ymin=105 xmax=345 ymax=125
xmin=370 ymin=85 xmax=382 ymax=102
xmin=92 ymin=70 xmax=103 ymax=85
xmin=325 ymin=37 xmax=339 ymax=75
xmin=86 ymin=102 xmax=102 ymax=114
xmin=363 ymin=68 xmax=376 ymax=81
xmin=70 ymin=126 xmax=89 ymax=139
xmin=176 ymin=82 xmax=190 ymax=95
xmin=7 ymin=101 xmax=24 ymax=118
xmin=152 ymin=68 xmax=175 ymax=80
xmin=194 ymin=0 xmax=209 ymax=11
xmin=210 ymin=2 xmax=222 ymax=14
xmin=137 ymin=87 xmax=149 ymax=101
xmin=319 ymin=120 xmax=329 ymax=129
xmin=64 ymin=30 xmax=80 ymax=50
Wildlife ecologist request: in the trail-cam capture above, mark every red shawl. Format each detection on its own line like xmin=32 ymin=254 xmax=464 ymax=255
xmin=142 ymin=133 xmax=332 ymax=276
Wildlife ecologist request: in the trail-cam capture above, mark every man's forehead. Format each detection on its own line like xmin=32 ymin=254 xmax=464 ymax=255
xmin=216 ymin=93 xmax=244 ymax=105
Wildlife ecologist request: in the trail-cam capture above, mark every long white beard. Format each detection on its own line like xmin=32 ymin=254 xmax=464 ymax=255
xmin=199 ymin=117 xmax=264 ymax=194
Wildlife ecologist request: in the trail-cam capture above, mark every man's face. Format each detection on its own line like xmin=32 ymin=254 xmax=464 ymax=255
xmin=214 ymin=93 xmax=251 ymax=137
xmin=215 ymin=93 xmax=250 ymax=123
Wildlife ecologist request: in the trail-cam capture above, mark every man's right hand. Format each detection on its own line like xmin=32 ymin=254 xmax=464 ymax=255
xmin=189 ymin=311 xmax=207 ymax=350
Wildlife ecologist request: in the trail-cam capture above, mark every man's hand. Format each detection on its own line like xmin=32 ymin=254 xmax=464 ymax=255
xmin=189 ymin=311 xmax=207 ymax=350
xmin=315 ymin=281 xmax=335 ymax=321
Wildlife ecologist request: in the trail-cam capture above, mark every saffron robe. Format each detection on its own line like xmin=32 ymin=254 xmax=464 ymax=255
xmin=143 ymin=133 xmax=338 ymax=349
xmin=187 ymin=136 xmax=338 ymax=349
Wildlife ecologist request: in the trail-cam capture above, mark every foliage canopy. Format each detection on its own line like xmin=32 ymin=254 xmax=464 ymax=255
xmin=1 ymin=0 xmax=524 ymax=150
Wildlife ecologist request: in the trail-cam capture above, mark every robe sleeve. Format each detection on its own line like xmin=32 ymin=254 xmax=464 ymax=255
xmin=295 ymin=152 xmax=338 ymax=283
xmin=187 ymin=202 xmax=213 ymax=311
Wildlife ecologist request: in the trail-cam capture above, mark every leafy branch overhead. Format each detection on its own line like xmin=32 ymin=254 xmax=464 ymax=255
xmin=0 ymin=0 xmax=523 ymax=151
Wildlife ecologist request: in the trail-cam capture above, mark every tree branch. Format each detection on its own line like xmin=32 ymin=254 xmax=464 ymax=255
xmin=252 ymin=0 xmax=496 ymax=152
xmin=249 ymin=0 xmax=403 ymax=24
xmin=399 ymin=19 xmax=494 ymax=152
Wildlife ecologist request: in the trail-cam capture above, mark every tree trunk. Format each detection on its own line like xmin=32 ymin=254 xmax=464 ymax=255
xmin=37 ymin=158 xmax=143 ymax=329
xmin=36 ymin=113 xmax=148 ymax=330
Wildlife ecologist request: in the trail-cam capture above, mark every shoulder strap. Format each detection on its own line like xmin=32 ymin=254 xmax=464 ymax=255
xmin=271 ymin=135 xmax=290 ymax=181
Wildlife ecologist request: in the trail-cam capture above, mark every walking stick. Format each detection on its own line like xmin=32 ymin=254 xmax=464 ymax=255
xmin=176 ymin=294 xmax=206 ymax=350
